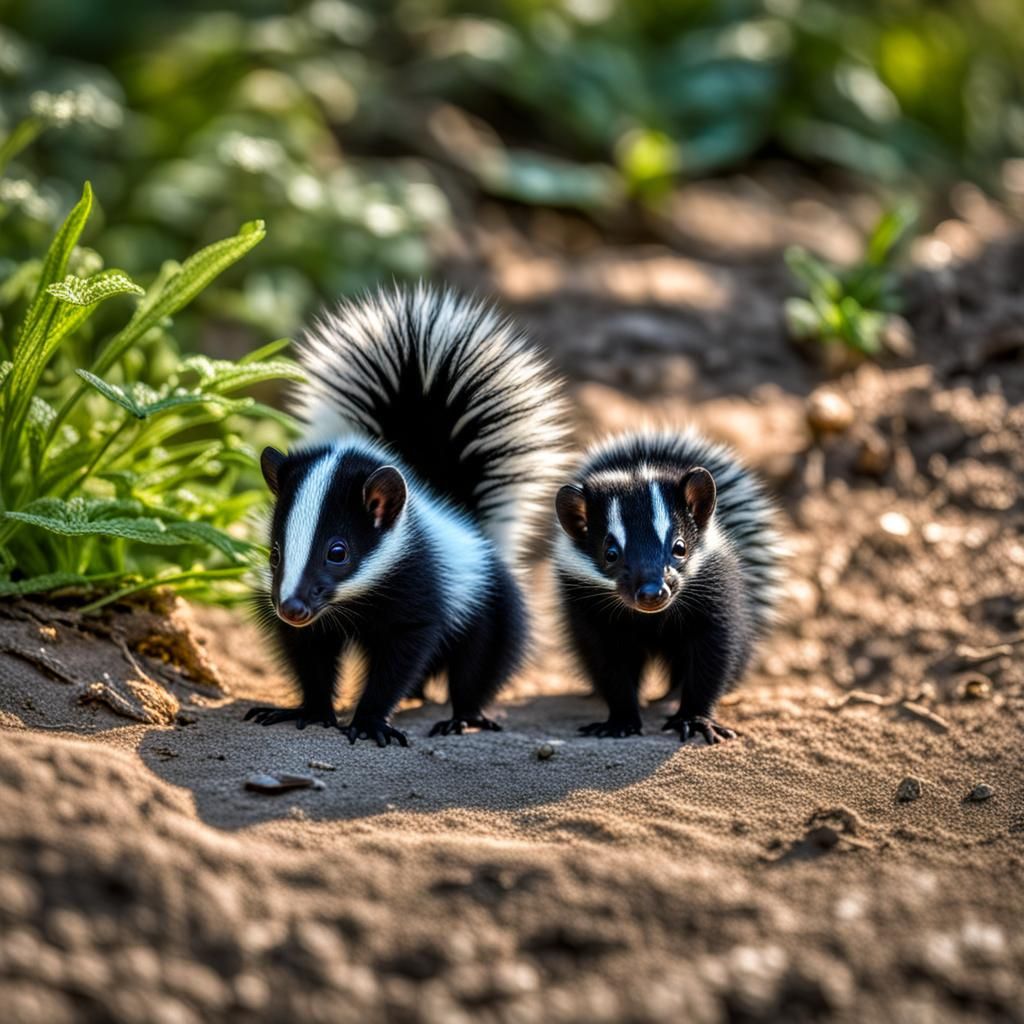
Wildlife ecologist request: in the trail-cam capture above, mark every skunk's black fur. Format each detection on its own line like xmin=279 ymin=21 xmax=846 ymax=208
xmin=247 ymin=286 xmax=567 ymax=745
xmin=553 ymin=430 xmax=783 ymax=743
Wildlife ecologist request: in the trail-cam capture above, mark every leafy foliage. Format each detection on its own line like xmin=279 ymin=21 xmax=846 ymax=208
xmin=784 ymin=203 xmax=917 ymax=355
xmin=0 ymin=177 xmax=300 ymax=603
xmin=0 ymin=1 xmax=1021 ymax=346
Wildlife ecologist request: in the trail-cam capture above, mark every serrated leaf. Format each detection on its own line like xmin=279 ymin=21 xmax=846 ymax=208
xmin=2 ymin=496 xmax=253 ymax=560
xmin=181 ymin=354 xmax=304 ymax=393
xmin=0 ymin=571 xmax=119 ymax=598
xmin=46 ymin=271 xmax=143 ymax=306
xmin=90 ymin=220 xmax=266 ymax=378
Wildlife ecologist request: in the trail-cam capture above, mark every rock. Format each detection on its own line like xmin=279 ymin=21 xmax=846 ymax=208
xmin=806 ymin=388 xmax=854 ymax=436
xmin=879 ymin=512 xmax=912 ymax=538
xmin=958 ymin=674 xmax=992 ymax=700
xmin=967 ymin=783 xmax=994 ymax=802
xmin=536 ymin=743 xmax=555 ymax=761
xmin=244 ymin=773 xmax=325 ymax=794
xmin=308 ymin=760 xmax=337 ymax=771
xmin=855 ymin=429 xmax=892 ymax=477
xmin=896 ymin=777 xmax=923 ymax=802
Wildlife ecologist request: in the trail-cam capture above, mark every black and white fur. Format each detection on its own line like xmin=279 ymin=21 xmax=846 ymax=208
xmin=247 ymin=286 xmax=567 ymax=746
xmin=554 ymin=430 xmax=783 ymax=744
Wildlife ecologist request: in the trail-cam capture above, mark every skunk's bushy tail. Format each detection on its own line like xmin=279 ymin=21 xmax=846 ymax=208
xmin=294 ymin=285 xmax=568 ymax=561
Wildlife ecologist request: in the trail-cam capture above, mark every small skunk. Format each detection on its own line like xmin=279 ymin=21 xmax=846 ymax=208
xmin=247 ymin=286 xmax=567 ymax=746
xmin=554 ymin=430 xmax=783 ymax=743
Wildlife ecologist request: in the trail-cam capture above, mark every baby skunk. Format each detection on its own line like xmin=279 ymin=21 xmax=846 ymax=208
xmin=554 ymin=430 xmax=783 ymax=744
xmin=247 ymin=286 xmax=567 ymax=746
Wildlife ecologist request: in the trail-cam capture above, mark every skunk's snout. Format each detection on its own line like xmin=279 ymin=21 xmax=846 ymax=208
xmin=634 ymin=581 xmax=671 ymax=613
xmin=278 ymin=596 xmax=313 ymax=627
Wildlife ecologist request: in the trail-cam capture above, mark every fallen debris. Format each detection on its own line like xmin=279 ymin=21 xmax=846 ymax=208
xmin=966 ymin=783 xmax=994 ymax=803
xmin=896 ymin=777 xmax=923 ymax=803
xmin=245 ymin=772 xmax=325 ymax=794
xmin=899 ymin=701 xmax=950 ymax=731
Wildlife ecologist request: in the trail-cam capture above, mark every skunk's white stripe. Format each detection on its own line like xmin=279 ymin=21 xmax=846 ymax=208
xmin=280 ymin=448 xmax=343 ymax=603
xmin=330 ymin=506 xmax=410 ymax=603
xmin=650 ymin=481 xmax=671 ymax=546
xmin=553 ymin=532 xmax=616 ymax=591
xmin=607 ymin=497 xmax=626 ymax=550
xmin=284 ymin=436 xmax=490 ymax=630
xmin=415 ymin=494 xmax=492 ymax=630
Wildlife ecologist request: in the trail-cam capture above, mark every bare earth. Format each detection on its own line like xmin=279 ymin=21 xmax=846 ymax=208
xmin=1 ymin=181 xmax=1023 ymax=1023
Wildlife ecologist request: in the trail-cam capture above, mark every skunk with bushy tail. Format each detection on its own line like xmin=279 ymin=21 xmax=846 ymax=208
xmin=248 ymin=285 xmax=568 ymax=746
xmin=554 ymin=429 xmax=784 ymax=744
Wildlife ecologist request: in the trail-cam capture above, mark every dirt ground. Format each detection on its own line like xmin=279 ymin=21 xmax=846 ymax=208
xmin=1 ymin=176 xmax=1023 ymax=1023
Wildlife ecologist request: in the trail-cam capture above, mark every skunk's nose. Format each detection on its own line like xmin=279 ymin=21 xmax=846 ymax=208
xmin=634 ymin=582 xmax=671 ymax=613
xmin=278 ymin=596 xmax=313 ymax=626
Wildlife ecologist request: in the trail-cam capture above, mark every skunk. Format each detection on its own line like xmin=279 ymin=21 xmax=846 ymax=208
xmin=247 ymin=286 xmax=567 ymax=746
xmin=554 ymin=429 xmax=783 ymax=743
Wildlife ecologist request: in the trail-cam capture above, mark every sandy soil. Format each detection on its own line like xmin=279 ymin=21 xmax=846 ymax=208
xmin=1 ymin=180 xmax=1023 ymax=1023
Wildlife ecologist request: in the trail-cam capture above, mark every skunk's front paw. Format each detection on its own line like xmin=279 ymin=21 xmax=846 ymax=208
xmin=428 ymin=713 xmax=502 ymax=737
xmin=662 ymin=714 xmax=736 ymax=745
xmin=342 ymin=717 xmax=409 ymax=748
xmin=578 ymin=717 xmax=643 ymax=738
xmin=243 ymin=705 xmax=337 ymax=729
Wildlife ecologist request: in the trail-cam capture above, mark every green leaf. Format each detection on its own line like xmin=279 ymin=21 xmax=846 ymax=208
xmin=239 ymin=337 xmax=292 ymax=364
xmin=0 ymin=118 xmax=45 ymax=175
xmin=2 ymin=497 xmax=253 ymax=560
xmin=0 ymin=571 xmax=121 ymax=598
xmin=90 ymin=219 xmax=267 ymax=378
xmin=17 ymin=182 xmax=93 ymax=355
xmin=46 ymin=271 xmax=143 ymax=306
xmin=865 ymin=202 xmax=918 ymax=267
xmin=181 ymin=354 xmax=304 ymax=393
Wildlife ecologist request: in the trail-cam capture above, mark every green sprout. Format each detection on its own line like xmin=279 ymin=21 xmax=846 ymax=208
xmin=784 ymin=202 xmax=918 ymax=356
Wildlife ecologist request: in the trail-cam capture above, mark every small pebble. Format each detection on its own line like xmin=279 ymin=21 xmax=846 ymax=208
xmin=958 ymin=675 xmax=992 ymax=701
xmin=308 ymin=760 xmax=337 ymax=771
xmin=536 ymin=743 xmax=555 ymax=761
xmin=806 ymin=388 xmax=854 ymax=435
xmin=244 ymin=773 xmax=324 ymax=794
xmin=967 ymin=783 xmax=994 ymax=802
xmin=896 ymin=777 xmax=923 ymax=803
xmin=879 ymin=512 xmax=912 ymax=538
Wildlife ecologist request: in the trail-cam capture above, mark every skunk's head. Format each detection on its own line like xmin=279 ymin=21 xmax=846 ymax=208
xmin=556 ymin=467 xmax=717 ymax=614
xmin=260 ymin=444 xmax=407 ymax=627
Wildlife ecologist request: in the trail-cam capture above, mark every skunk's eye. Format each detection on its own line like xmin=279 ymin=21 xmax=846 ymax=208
xmin=604 ymin=543 xmax=620 ymax=565
xmin=326 ymin=540 xmax=349 ymax=565
xmin=269 ymin=544 xmax=281 ymax=570
xmin=672 ymin=539 xmax=687 ymax=559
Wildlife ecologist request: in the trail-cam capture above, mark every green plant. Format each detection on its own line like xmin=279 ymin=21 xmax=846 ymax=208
xmin=783 ymin=202 xmax=917 ymax=356
xmin=0 ymin=177 xmax=302 ymax=606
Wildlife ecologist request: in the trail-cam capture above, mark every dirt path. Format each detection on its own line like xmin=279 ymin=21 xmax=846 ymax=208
xmin=2 ymin=191 xmax=1023 ymax=1022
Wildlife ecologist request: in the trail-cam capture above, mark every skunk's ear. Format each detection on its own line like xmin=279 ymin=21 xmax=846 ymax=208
xmin=363 ymin=466 xmax=407 ymax=530
xmin=556 ymin=484 xmax=588 ymax=542
xmin=260 ymin=447 xmax=287 ymax=496
xmin=681 ymin=467 xmax=716 ymax=530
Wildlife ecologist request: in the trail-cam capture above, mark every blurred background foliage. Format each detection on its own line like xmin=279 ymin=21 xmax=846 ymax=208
xmin=2 ymin=0 xmax=1023 ymax=346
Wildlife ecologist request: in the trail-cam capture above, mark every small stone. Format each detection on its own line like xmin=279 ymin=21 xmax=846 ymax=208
xmin=967 ymin=783 xmax=994 ymax=802
xmin=176 ymin=711 xmax=199 ymax=726
xmin=308 ymin=760 xmax=337 ymax=771
xmin=244 ymin=772 xmax=325 ymax=794
xmin=896 ymin=777 xmax=922 ymax=802
xmin=958 ymin=675 xmax=992 ymax=701
xmin=855 ymin=430 xmax=892 ymax=477
xmin=536 ymin=743 xmax=555 ymax=761
xmin=879 ymin=511 xmax=912 ymax=538
xmin=806 ymin=388 xmax=854 ymax=435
